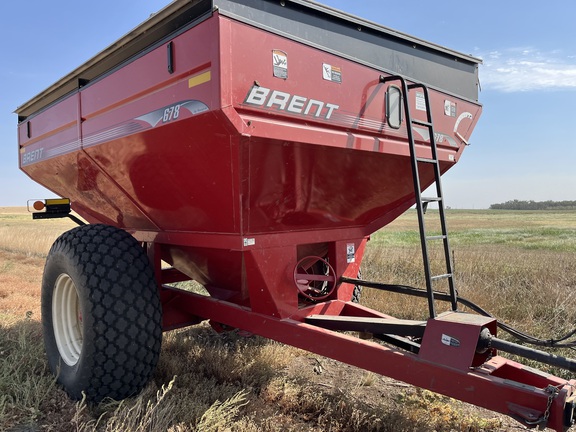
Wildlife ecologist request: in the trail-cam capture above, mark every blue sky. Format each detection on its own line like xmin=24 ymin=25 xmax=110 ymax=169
xmin=1 ymin=1 xmax=575 ymax=208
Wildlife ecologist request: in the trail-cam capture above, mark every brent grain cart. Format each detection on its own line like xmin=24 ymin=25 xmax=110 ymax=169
xmin=15 ymin=0 xmax=576 ymax=430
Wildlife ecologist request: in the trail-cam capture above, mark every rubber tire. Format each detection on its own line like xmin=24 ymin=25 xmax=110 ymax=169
xmin=351 ymin=285 xmax=363 ymax=303
xmin=351 ymin=269 xmax=363 ymax=303
xmin=41 ymin=224 xmax=162 ymax=402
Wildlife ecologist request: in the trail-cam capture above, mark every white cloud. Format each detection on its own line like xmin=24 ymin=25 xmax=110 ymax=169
xmin=477 ymin=47 xmax=576 ymax=92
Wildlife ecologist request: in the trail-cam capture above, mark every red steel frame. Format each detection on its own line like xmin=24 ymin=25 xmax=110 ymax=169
xmin=153 ymin=238 xmax=575 ymax=432
xmin=17 ymin=7 xmax=575 ymax=431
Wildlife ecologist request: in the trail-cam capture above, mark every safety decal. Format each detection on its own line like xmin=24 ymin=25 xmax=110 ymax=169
xmin=322 ymin=63 xmax=342 ymax=83
xmin=444 ymin=100 xmax=457 ymax=117
xmin=272 ymin=50 xmax=288 ymax=79
xmin=415 ymin=92 xmax=426 ymax=111
xmin=243 ymin=238 xmax=256 ymax=247
xmin=346 ymin=243 xmax=355 ymax=263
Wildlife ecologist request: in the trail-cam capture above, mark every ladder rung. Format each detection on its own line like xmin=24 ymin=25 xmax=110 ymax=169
xmin=431 ymin=273 xmax=452 ymax=281
xmin=412 ymin=119 xmax=432 ymax=127
xmin=422 ymin=197 xmax=441 ymax=203
xmin=426 ymin=235 xmax=447 ymax=241
xmin=416 ymin=157 xmax=438 ymax=164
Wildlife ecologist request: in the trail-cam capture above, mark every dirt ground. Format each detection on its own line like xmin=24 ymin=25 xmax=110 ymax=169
xmin=285 ymin=356 xmax=526 ymax=431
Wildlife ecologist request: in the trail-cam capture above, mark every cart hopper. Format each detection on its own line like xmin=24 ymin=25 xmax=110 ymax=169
xmin=17 ymin=0 xmax=481 ymax=302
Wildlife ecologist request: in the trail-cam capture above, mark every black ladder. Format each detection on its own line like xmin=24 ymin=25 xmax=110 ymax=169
xmin=380 ymin=75 xmax=457 ymax=318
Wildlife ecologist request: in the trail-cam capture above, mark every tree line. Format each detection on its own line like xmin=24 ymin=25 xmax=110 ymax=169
xmin=489 ymin=200 xmax=576 ymax=210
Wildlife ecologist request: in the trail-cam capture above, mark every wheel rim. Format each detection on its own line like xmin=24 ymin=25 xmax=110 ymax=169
xmin=52 ymin=273 xmax=83 ymax=366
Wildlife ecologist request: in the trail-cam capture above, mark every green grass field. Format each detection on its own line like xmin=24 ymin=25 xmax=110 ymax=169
xmin=370 ymin=209 xmax=576 ymax=250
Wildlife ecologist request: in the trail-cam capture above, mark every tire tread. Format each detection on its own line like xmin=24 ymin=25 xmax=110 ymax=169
xmin=44 ymin=224 xmax=162 ymax=402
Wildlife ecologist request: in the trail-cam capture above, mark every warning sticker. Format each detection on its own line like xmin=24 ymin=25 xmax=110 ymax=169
xmin=346 ymin=243 xmax=355 ymax=263
xmin=272 ymin=50 xmax=288 ymax=79
xmin=322 ymin=63 xmax=342 ymax=83
xmin=415 ymin=92 xmax=426 ymax=111
xmin=444 ymin=100 xmax=457 ymax=117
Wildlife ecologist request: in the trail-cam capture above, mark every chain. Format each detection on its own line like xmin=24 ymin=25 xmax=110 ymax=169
xmin=542 ymin=384 xmax=560 ymax=426
xmin=524 ymin=384 xmax=561 ymax=427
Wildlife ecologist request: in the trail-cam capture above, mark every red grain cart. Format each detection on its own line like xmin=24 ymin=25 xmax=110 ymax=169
xmin=16 ymin=0 xmax=576 ymax=430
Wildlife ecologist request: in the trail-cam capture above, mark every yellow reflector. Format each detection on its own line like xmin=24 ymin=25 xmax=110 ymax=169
xmin=45 ymin=198 xmax=70 ymax=206
xmin=188 ymin=70 xmax=211 ymax=88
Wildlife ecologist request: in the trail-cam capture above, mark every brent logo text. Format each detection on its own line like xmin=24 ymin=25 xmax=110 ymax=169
xmin=244 ymin=85 xmax=339 ymax=120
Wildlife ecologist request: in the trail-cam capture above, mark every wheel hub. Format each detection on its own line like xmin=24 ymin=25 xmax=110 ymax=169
xmin=52 ymin=273 xmax=83 ymax=366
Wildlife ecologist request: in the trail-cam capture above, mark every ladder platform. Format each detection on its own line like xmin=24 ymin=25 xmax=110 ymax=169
xmin=306 ymin=315 xmax=426 ymax=337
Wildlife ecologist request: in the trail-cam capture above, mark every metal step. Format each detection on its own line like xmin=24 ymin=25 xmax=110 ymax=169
xmin=426 ymin=235 xmax=447 ymax=241
xmin=416 ymin=157 xmax=438 ymax=164
xmin=431 ymin=273 xmax=452 ymax=281
xmin=412 ymin=119 xmax=433 ymax=127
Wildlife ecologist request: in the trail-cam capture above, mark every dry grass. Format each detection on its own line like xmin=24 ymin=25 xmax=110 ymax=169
xmin=1 ymin=208 xmax=575 ymax=430
xmin=0 ymin=207 xmax=76 ymax=257
xmin=362 ymin=209 xmax=576 ymax=380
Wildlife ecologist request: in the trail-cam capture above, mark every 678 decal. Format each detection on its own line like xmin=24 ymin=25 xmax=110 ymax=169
xmin=162 ymin=104 xmax=181 ymax=123
xmin=135 ymin=100 xmax=210 ymax=128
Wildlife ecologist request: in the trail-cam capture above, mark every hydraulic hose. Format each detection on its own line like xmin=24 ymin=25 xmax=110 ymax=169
xmin=340 ymin=277 xmax=576 ymax=349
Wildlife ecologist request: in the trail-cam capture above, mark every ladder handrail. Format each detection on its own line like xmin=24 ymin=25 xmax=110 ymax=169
xmin=379 ymin=74 xmax=458 ymax=317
